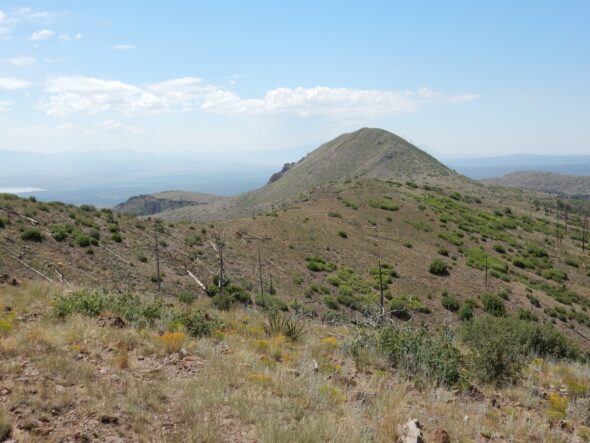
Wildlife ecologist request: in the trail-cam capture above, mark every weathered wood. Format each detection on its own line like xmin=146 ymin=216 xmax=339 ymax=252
xmin=99 ymin=244 xmax=130 ymax=264
xmin=184 ymin=268 xmax=206 ymax=292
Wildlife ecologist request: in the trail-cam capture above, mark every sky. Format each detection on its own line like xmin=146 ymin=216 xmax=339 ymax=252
xmin=0 ymin=1 xmax=589 ymax=158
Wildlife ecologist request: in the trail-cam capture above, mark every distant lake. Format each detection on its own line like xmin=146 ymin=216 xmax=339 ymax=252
xmin=0 ymin=187 xmax=45 ymax=194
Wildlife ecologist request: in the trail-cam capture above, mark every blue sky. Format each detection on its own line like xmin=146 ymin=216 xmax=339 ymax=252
xmin=0 ymin=1 xmax=588 ymax=158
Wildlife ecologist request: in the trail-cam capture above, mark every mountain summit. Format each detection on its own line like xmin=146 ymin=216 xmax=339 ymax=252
xmin=266 ymin=128 xmax=454 ymax=187
xmin=123 ymin=128 xmax=465 ymax=221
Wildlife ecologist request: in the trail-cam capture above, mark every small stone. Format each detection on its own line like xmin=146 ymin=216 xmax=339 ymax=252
xmin=100 ymin=415 xmax=119 ymax=425
xmin=433 ymin=428 xmax=450 ymax=443
xmin=397 ymin=419 xmax=423 ymax=443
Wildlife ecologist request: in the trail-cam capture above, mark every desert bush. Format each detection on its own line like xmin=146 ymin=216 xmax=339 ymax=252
xmin=379 ymin=326 xmax=463 ymax=386
xmin=461 ymin=316 xmax=579 ymax=385
xmin=390 ymin=295 xmax=431 ymax=319
xmin=565 ymin=258 xmax=579 ymax=268
xmin=368 ymin=199 xmax=399 ymax=211
xmin=324 ymin=296 xmax=339 ymax=310
xmin=79 ymin=204 xmax=96 ymax=212
xmin=159 ymin=331 xmax=187 ymax=353
xmin=305 ymin=255 xmax=337 ymax=272
xmin=263 ymin=311 xmax=305 ymax=341
xmin=174 ymin=309 xmax=222 ymax=337
xmin=493 ymin=244 xmax=506 ymax=254
xmin=441 ymin=292 xmax=461 ymax=312
xmin=518 ymin=308 xmax=538 ymax=322
xmin=482 ymin=293 xmax=506 ymax=317
xmin=212 ymin=284 xmax=251 ymax=310
xmin=458 ymin=301 xmax=475 ymax=321
xmin=176 ymin=291 xmax=195 ymax=304
xmin=542 ymin=268 xmax=568 ymax=282
xmin=112 ymin=232 xmax=123 ymax=243
xmin=437 ymin=247 xmax=449 ymax=256
xmin=429 ymin=259 xmax=449 ymax=275
xmin=21 ymin=228 xmax=43 ymax=242
xmin=337 ymin=230 xmax=348 ymax=239
xmin=0 ymin=218 xmax=5 ymax=229
xmin=255 ymin=294 xmax=288 ymax=311
xmin=527 ymin=244 xmax=548 ymax=258
xmin=185 ymin=234 xmax=203 ymax=246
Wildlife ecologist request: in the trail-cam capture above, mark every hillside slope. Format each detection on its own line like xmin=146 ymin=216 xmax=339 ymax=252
xmin=115 ymin=191 xmax=223 ymax=216
xmin=482 ymin=171 xmax=590 ymax=198
xmin=157 ymin=128 xmax=472 ymax=221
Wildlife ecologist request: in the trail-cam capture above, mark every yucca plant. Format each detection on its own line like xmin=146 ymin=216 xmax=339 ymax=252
xmin=263 ymin=312 xmax=305 ymax=341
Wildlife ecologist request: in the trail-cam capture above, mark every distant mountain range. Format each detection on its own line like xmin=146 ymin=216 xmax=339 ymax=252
xmin=445 ymin=154 xmax=590 ymax=179
xmin=482 ymin=171 xmax=590 ymax=199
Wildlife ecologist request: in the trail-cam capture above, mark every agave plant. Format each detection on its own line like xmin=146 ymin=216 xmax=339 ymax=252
xmin=263 ymin=312 xmax=305 ymax=341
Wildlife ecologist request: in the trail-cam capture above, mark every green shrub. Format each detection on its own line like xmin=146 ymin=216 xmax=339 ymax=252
xmin=493 ymin=244 xmax=506 ymax=254
xmin=328 ymin=211 xmax=342 ymax=218
xmin=461 ymin=316 xmax=579 ymax=385
xmin=75 ymin=233 xmax=97 ymax=247
xmin=53 ymin=288 xmax=221 ymax=336
xmin=368 ymin=199 xmax=399 ymax=211
xmin=441 ymin=293 xmax=461 ymax=312
xmin=51 ymin=224 xmax=73 ymax=241
xmin=177 ymin=291 xmax=195 ymax=304
xmin=527 ymin=244 xmax=548 ymax=258
xmin=174 ymin=309 xmax=222 ymax=337
xmin=255 ymin=294 xmax=288 ymax=311
xmin=185 ymin=234 xmax=203 ymax=246
xmin=305 ymin=255 xmax=336 ymax=272
xmin=565 ymin=258 xmax=579 ymax=268
xmin=429 ymin=259 xmax=449 ymax=275
xmin=390 ymin=295 xmax=431 ymax=319
xmin=542 ymin=269 xmax=568 ymax=283
xmin=324 ymin=296 xmax=339 ymax=310
xmin=518 ymin=308 xmax=538 ymax=322
xmin=21 ymin=228 xmax=44 ymax=242
xmin=437 ymin=247 xmax=449 ymax=257
xmin=112 ymin=232 xmax=123 ymax=243
xmin=481 ymin=293 xmax=506 ymax=317
xmin=338 ymin=230 xmax=348 ymax=239
xmin=380 ymin=326 xmax=463 ymax=386
xmin=458 ymin=301 xmax=474 ymax=321
xmin=527 ymin=293 xmax=541 ymax=307
xmin=0 ymin=218 xmax=5 ymax=229
xmin=212 ymin=284 xmax=251 ymax=309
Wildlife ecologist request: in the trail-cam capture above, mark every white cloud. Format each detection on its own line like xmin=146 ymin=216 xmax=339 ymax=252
xmin=15 ymin=8 xmax=59 ymax=24
xmin=75 ymin=33 xmax=82 ymax=40
xmin=0 ymin=55 xmax=35 ymax=66
xmin=202 ymin=86 xmax=479 ymax=117
xmin=0 ymin=76 xmax=31 ymax=90
xmin=39 ymin=75 xmax=477 ymax=118
xmin=58 ymin=33 xmax=70 ymax=41
xmin=41 ymin=76 xmax=209 ymax=116
xmin=30 ymin=29 xmax=54 ymax=41
xmin=112 ymin=44 xmax=136 ymax=50
xmin=0 ymin=100 xmax=12 ymax=112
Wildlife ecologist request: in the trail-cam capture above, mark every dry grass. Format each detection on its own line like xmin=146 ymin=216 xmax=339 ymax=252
xmin=1 ymin=283 xmax=588 ymax=441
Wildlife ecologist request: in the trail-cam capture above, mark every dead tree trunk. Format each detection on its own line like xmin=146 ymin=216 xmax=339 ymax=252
xmin=154 ymin=233 xmax=161 ymax=294
xmin=257 ymin=241 xmax=264 ymax=305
